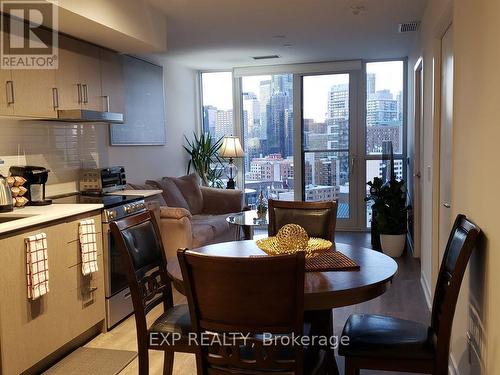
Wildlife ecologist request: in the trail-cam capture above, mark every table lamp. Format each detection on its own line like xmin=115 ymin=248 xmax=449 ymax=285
xmin=219 ymin=136 xmax=244 ymax=189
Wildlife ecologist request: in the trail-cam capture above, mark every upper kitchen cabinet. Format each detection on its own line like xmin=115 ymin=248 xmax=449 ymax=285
xmin=0 ymin=29 xmax=13 ymax=116
xmin=8 ymin=28 xmax=57 ymax=118
xmin=56 ymin=36 xmax=102 ymax=111
xmin=100 ymin=49 xmax=125 ymax=114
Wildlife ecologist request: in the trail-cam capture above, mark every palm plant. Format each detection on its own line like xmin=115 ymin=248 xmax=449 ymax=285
xmin=183 ymin=132 xmax=225 ymax=188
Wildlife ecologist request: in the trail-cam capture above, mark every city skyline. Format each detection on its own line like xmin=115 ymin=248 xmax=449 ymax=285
xmin=202 ymin=61 xmax=404 ymax=123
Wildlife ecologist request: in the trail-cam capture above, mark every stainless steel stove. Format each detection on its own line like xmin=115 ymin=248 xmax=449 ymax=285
xmin=53 ymin=192 xmax=146 ymax=329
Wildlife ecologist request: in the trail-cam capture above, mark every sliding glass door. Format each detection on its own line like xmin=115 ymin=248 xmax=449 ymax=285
xmin=301 ymin=73 xmax=359 ymax=228
xmin=233 ymin=60 xmax=406 ymax=230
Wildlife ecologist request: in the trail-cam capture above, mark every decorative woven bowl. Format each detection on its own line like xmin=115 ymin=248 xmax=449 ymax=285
xmin=276 ymin=224 xmax=309 ymax=252
xmin=256 ymin=224 xmax=333 ymax=258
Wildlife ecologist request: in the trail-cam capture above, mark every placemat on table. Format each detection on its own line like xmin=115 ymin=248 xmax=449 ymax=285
xmin=305 ymin=251 xmax=359 ymax=272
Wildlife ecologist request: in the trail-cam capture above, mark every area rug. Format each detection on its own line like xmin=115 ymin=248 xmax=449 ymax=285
xmin=43 ymin=347 xmax=137 ymax=375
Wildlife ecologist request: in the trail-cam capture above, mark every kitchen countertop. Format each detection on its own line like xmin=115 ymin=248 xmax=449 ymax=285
xmin=108 ymin=189 xmax=162 ymax=198
xmin=0 ymin=204 xmax=103 ymax=236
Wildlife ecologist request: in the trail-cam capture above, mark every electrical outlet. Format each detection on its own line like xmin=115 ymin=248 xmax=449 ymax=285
xmin=468 ymin=305 xmax=486 ymax=369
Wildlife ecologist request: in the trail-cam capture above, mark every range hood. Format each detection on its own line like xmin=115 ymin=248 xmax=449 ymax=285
xmin=56 ymin=109 xmax=124 ymax=124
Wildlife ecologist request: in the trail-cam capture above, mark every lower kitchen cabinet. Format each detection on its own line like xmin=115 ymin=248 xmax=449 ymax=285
xmin=0 ymin=212 xmax=105 ymax=375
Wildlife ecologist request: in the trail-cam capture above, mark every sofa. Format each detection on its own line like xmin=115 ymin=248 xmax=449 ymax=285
xmin=128 ymin=174 xmax=244 ymax=258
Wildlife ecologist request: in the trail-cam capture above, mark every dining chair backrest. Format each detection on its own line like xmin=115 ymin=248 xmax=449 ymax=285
xmin=110 ymin=211 xmax=174 ymax=342
xmin=268 ymin=199 xmax=338 ymax=241
xmin=431 ymin=214 xmax=480 ymax=371
xmin=177 ymin=249 xmax=306 ymax=374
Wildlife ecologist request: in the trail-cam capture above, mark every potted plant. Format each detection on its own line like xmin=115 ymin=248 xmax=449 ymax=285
xmin=183 ymin=132 xmax=225 ymax=188
xmin=365 ymin=177 xmax=408 ymax=257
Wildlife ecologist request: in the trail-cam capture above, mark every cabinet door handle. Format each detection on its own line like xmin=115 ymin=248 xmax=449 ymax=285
xmin=83 ymin=84 xmax=88 ymax=104
xmin=6 ymin=80 xmax=14 ymax=105
xmin=52 ymin=87 xmax=59 ymax=109
xmin=77 ymin=83 xmax=82 ymax=104
xmin=102 ymin=95 xmax=110 ymax=112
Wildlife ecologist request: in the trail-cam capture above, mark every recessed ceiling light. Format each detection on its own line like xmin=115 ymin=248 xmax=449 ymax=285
xmin=252 ymin=55 xmax=281 ymax=60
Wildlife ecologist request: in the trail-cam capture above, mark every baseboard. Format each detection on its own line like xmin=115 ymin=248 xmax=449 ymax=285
xmin=449 ymin=353 xmax=459 ymax=375
xmin=420 ymin=273 xmax=432 ymax=311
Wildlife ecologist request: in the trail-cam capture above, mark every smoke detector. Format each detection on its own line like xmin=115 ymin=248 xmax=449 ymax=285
xmin=398 ymin=21 xmax=421 ymax=33
xmin=351 ymin=5 xmax=365 ymax=15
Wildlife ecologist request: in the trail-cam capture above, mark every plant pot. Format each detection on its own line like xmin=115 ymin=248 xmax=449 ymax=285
xmin=379 ymin=234 xmax=406 ymax=258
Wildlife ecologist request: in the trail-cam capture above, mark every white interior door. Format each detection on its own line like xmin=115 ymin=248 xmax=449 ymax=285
xmin=439 ymin=24 xmax=454 ymax=261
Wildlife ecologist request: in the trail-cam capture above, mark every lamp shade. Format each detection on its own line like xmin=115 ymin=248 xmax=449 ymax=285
xmin=219 ymin=136 xmax=244 ymax=158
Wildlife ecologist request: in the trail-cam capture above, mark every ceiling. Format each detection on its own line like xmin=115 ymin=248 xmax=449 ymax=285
xmin=147 ymin=0 xmax=428 ymax=70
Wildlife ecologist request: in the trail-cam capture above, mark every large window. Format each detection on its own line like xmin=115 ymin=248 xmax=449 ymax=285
xmin=241 ymin=74 xmax=294 ymax=204
xmin=201 ymin=72 xmax=234 ymax=138
xmin=365 ymin=61 xmax=405 ymax=227
xmin=366 ymin=61 xmax=404 ymax=154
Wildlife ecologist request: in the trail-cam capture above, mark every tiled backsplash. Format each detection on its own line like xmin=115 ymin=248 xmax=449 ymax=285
xmin=0 ymin=118 xmax=108 ymax=196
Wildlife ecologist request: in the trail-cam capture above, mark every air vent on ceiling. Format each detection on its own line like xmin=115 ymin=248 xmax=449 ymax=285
xmin=252 ymin=55 xmax=280 ymax=60
xmin=398 ymin=21 xmax=421 ymax=33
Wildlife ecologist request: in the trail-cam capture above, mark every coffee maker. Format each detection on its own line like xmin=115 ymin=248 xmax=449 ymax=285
xmin=9 ymin=166 xmax=52 ymax=206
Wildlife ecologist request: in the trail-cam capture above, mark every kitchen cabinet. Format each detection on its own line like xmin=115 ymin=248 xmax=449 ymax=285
xmin=100 ymin=49 xmax=125 ymax=114
xmin=0 ymin=212 xmax=105 ymax=375
xmin=0 ymin=29 xmax=13 ymax=116
xmin=6 ymin=28 xmax=57 ymax=118
xmin=56 ymin=36 xmax=102 ymax=112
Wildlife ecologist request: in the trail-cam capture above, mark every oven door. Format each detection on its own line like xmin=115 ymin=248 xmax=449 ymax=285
xmin=103 ymin=223 xmax=129 ymax=297
xmin=103 ymin=222 xmax=134 ymax=329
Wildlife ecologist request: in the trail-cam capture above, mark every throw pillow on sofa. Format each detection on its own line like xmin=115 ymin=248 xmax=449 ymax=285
xmin=146 ymin=178 xmax=190 ymax=210
xmin=165 ymin=173 xmax=204 ymax=215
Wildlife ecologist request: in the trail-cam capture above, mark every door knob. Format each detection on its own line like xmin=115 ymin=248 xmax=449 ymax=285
xmin=413 ymin=172 xmax=421 ymax=178
xmin=443 ymin=203 xmax=451 ymax=208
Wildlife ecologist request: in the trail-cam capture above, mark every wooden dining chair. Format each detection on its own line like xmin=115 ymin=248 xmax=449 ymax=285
xmin=339 ymin=214 xmax=481 ymax=375
xmin=177 ymin=249 xmax=309 ymax=375
xmin=110 ymin=211 xmax=198 ymax=375
xmin=268 ymin=199 xmax=338 ymax=242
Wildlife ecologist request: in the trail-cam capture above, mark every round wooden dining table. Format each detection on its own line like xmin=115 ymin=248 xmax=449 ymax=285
xmin=167 ymin=240 xmax=398 ymax=311
xmin=167 ymin=240 xmax=398 ymax=375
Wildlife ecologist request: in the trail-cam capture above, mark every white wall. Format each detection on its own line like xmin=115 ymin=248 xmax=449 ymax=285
xmin=452 ymin=0 xmax=498 ymax=373
xmin=409 ymin=0 xmax=496 ymax=373
xmin=108 ymin=57 xmax=198 ymax=183
xmin=408 ymin=0 xmax=453 ymax=307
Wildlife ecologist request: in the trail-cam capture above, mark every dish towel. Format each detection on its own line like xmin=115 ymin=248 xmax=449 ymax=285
xmin=25 ymin=233 xmax=50 ymax=300
xmin=79 ymin=219 xmax=99 ymax=276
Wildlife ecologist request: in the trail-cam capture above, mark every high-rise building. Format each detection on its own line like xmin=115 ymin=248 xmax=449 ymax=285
xmin=327 ymin=83 xmax=349 ymax=120
xmin=203 ymin=105 xmax=217 ymax=137
xmin=242 ymin=92 xmax=260 ymax=139
xmin=259 ymin=80 xmax=271 ymax=140
xmin=215 ymin=110 xmax=233 ymax=140
xmin=367 ymin=73 xmax=376 ymax=96
xmin=366 ymin=89 xmax=399 ymax=127
xmin=326 ymin=84 xmax=350 ymax=151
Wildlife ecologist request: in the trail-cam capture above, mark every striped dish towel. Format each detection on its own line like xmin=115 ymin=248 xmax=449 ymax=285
xmin=25 ymin=233 xmax=50 ymax=300
xmin=79 ymin=219 xmax=99 ymax=276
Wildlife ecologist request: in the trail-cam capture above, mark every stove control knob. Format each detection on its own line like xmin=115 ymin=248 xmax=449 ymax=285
xmin=124 ymin=205 xmax=131 ymax=214
xmin=106 ymin=210 xmax=116 ymax=220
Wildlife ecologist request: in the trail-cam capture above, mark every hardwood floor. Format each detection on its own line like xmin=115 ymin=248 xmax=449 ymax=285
xmin=83 ymin=232 xmax=430 ymax=375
